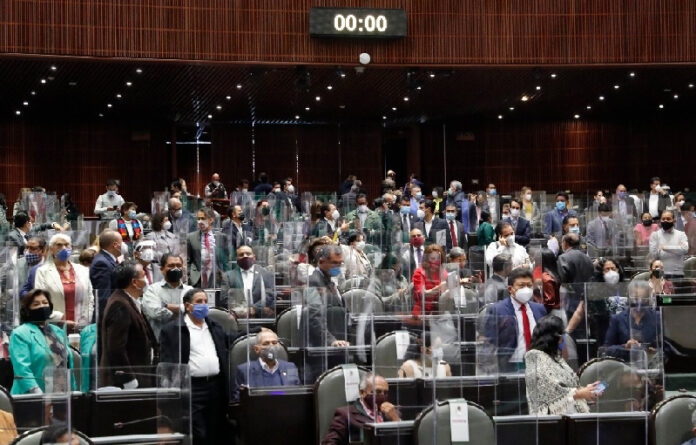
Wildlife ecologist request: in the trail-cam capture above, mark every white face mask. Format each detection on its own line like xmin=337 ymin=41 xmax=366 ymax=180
xmin=287 ymin=185 xmax=295 ymax=194
xmin=432 ymin=191 xmax=438 ymax=198
xmin=677 ymin=200 xmax=685 ymax=207
xmin=505 ymin=234 xmax=515 ymax=246
xmin=355 ymin=241 xmax=366 ymax=251
xmin=604 ymin=270 xmax=620 ymax=284
xmin=163 ymin=221 xmax=172 ymax=231
xmin=510 ymin=208 xmax=520 ymax=217
xmin=139 ymin=249 xmax=155 ymax=262
xmin=514 ymin=287 xmax=533 ymax=304
xmin=173 ymin=209 xmax=183 ymax=218
xmin=241 ymin=188 xmax=248 ymax=192
xmin=120 ymin=242 xmax=129 ymax=256
xmin=331 ymin=209 xmax=340 ymax=221
xmin=198 ymin=220 xmax=210 ymax=231
xmin=416 ymin=209 xmax=426 ymax=219
xmin=358 ymin=205 xmax=368 ymax=213
xmin=524 ymin=193 xmax=532 ymax=201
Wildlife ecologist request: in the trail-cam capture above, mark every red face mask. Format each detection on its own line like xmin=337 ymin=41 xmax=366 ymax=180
xmin=363 ymin=393 xmax=388 ymax=410
xmin=410 ymin=236 xmax=424 ymax=247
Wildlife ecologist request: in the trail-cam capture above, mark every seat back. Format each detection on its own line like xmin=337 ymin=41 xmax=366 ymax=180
xmin=342 ymin=289 xmax=384 ymax=314
xmin=631 ymin=271 xmax=651 ymax=281
xmin=0 ymin=386 xmax=12 ymax=413
xmin=684 ymin=257 xmax=696 ymax=279
xmin=207 ymin=307 xmax=238 ymax=335
xmin=373 ymin=331 xmax=418 ymax=378
xmin=11 ymin=427 xmax=92 ymax=445
xmin=414 ymin=400 xmax=495 ymax=445
xmin=651 ymin=394 xmax=696 ymax=445
xmin=276 ymin=306 xmax=305 ymax=347
xmin=70 ymin=347 xmax=81 ymax=390
xmin=578 ymin=357 xmax=639 ymax=412
xmin=314 ymin=364 xmax=370 ymax=444
xmin=228 ymin=334 xmax=289 ymax=379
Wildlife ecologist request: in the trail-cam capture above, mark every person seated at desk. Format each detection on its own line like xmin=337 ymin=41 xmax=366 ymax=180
xmin=680 ymin=410 xmax=696 ymax=445
xmin=398 ymin=332 xmax=452 ymax=378
xmin=40 ymin=423 xmax=79 ymax=444
xmin=648 ymin=259 xmax=674 ymax=295
xmin=483 ymin=268 xmax=547 ymax=373
xmin=233 ymin=328 xmax=300 ymax=402
xmin=525 ymin=315 xmax=603 ymax=415
xmin=9 ymin=289 xmax=75 ymax=395
xmin=322 ymin=373 xmax=401 ymax=445
xmin=603 ymin=281 xmax=659 ymax=361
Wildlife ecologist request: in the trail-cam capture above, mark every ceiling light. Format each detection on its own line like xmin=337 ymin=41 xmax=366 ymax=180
xmin=236 ymin=84 xmax=243 ymax=89
xmin=116 ymin=94 xmax=122 ymax=99
xmin=416 ymin=86 xmax=422 ymax=90
xmin=574 ymin=114 xmax=580 ymax=119
xmin=68 ymin=81 xmax=77 ymax=87
xmin=403 ymin=97 xmax=409 ymax=102
xmin=315 ymin=96 xmax=321 ymax=101
xmin=305 ymin=107 xmax=310 ymax=111
xmin=508 ymin=107 xmax=515 ymax=111
xmin=550 ymin=73 xmax=557 ymax=78
xmin=429 ymin=73 xmax=435 ymax=78
xmin=15 ymin=110 xmax=21 ymax=116
xmin=215 ymin=105 xmax=222 ymax=110
xmin=50 ymin=65 xmax=57 ymax=71
xmin=98 ymin=113 xmax=104 ymax=117
xmin=521 ymin=95 xmax=529 ymax=101
xmin=107 ymin=103 xmax=113 ymax=108
xmin=339 ymin=105 xmax=345 ymax=109
xmin=586 ymin=105 xmax=592 ymax=110
xmin=658 ymin=104 xmax=664 ymax=109
xmin=40 ymin=79 xmax=46 ymax=84
xmin=30 ymin=91 xmax=36 ymax=95
xmin=327 ymin=85 xmax=333 ymax=90
xmin=136 ymin=68 xmax=143 ymax=74
xmin=382 ymin=116 xmax=387 ymax=120
xmin=498 ymin=115 xmax=504 ymax=120
xmin=629 ymin=72 xmax=636 ymax=77
xmin=340 ymin=73 xmax=346 ymax=78
xmin=126 ymin=81 xmax=133 ymax=87
xmin=689 ymin=84 xmax=694 ymax=88
xmin=392 ymin=107 xmax=397 ymax=111
xmin=613 ymin=85 xmax=620 ymax=89
xmin=226 ymin=96 xmax=231 ymax=100
xmin=295 ymin=115 xmax=300 ymax=120
xmin=598 ymin=96 xmax=605 ymax=101
xmin=207 ymin=114 xmax=213 ymax=119
xmin=535 ymin=86 xmax=541 ymax=91
xmin=22 ymin=101 xmax=28 ymax=106
xmin=674 ymin=94 xmax=679 ymax=99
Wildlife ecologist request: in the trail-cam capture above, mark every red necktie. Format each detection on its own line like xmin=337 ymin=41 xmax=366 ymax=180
xmin=449 ymin=221 xmax=458 ymax=247
xmin=520 ymin=304 xmax=531 ymax=350
xmin=203 ymin=232 xmax=211 ymax=287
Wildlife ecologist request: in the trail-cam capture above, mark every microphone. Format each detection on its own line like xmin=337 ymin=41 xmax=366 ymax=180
xmin=114 ymin=370 xmax=162 ymax=377
xmin=113 ymin=415 xmax=164 ymax=430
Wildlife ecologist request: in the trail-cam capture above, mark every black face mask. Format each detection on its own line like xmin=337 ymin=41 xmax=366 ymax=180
xmin=28 ymin=306 xmax=51 ymax=323
xmin=651 ymin=268 xmax=664 ymax=279
xmin=661 ymin=221 xmax=674 ymax=231
xmin=165 ymin=268 xmax=183 ymax=283
xmin=642 ymin=219 xmax=653 ymax=227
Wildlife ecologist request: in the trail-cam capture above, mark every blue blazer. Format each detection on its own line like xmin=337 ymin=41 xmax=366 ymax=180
xmin=89 ymin=251 xmax=117 ymax=314
xmin=20 ymin=263 xmax=42 ymax=298
xmin=543 ymin=209 xmax=578 ymax=237
xmin=484 ymin=297 xmax=546 ymax=371
xmin=503 ymin=217 xmax=532 ymax=246
xmin=603 ymin=309 xmax=658 ymax=360
xmin=9 ymin=323 xmax=75 ymax=394
xmin=233 ymin=359 xmax=300 ymax=401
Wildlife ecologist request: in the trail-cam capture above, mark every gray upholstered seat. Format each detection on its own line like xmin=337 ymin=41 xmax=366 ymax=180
xmin=651 ymin=394 xmax=696 ymax=445
xmin=207 ymin=307 xmax=238 ymax=335
xmin=413 ymin=399 xmax=495 ymax=445
xmin=373 ymin=331 xmax=419 ymax=378
xmin=578 ymin=357 xmax=639 ymax=412
xmin=342 ymin=289 xmax=384 ymax=314
xmin=11 ymin=427 xmax=92 ymax=445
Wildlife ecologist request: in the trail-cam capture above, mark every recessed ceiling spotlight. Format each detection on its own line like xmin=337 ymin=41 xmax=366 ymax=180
xmin=498 ymin=115 xmax=504 ymax=120
xmin=521 ymin=95 xmax=529 ymax=101
xmin=125 ymin=81 xmax=132 ymax=87
xmin=295 ymin=115 xmax=300 ymax=120
xmin=216 ymin=105 xmax=222 ymax=110
xmin=629 ymin=72 xmax=636 ymax=77
xmin=50 ymin=66 xmax=57 ymax=71
xmin=689 ymin=84 xmax=695 ymax=88
xmin=15 ymin=110 xmax=21 ymax=115
xmin=327 ymin=85 xmax=333 ymax=90
xmin=107 ymin=103 xmax=113 ymax=108
xmin=98 ymin=113 xmax=104 ymax=117
xmin=207 ymin=114 xmax=213 ymax=119
xmin=574 ymin=114 xmax=580 ymax=119
xmin=382 ymin=116 xmax=387 ymax=120
xmin=305 ymin=107 xmax=310 ymax=111
xmin=116 ymin=94 xmax=122 ymax=99
xmin=392 ymin=107 xmax=397 ymax=111
xmin=550 ymin=73 xmax=557 ymax=78
xmin=340 ymin=73 xmax=346 ymax=78
xmin=236 ymin=84 xmax=242 ymax=89
xmin=535 ymin=86 xmax=541 ymax=91
xmin=22 ymin=101 xmax=28 ymax=106
xmin=598 ymin=96 xmax=605 ymax=101
xmin=509 ymin=107 xmax=515 ymax=111
xmin=339 ymin=105 xmax=345 ymax=109
xmin=613 ymin=85 xmax=620 ymax=89
xmin=658 ymin=104 xmax=664 ymax=109
xmin=40 ymin=79 xmax=46 ymax=84
xmin=674 ymin=94 xmax=679 ymax=99
xmin=586 ymin=105 xmax=592 ymax=110
xmin=30 ymin=91 xmax=36 ymax=95
xmin=403 ymin=97 xmax=409 ymax=102
xmin=226 ymin=95 xmax=231 ymax=100
xmin=416 ymin=86 xmax=422 ymax=90
xmin=429 ymin=73 xmax=435 ymax=78
xmin=136 ymin=68 xmax=143 ymax=74
xmin=315 ymin=96 xmax=321 ymax=101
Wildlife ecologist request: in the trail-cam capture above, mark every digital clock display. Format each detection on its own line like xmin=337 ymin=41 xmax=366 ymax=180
xmin=309 ymin=8 xmax=407 ymax=38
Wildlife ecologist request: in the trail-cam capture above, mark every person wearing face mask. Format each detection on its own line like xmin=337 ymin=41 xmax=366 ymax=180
xmin=5 ymin=212 xmax=62 ymax=256
xmin=586 ymin=203 xmax=617 ymax=257
xmin=90 ymin=229 xmax=124 ymax=320
xmin=476 ymin=210 xmax=496 ymax=247
xmin=340 ymin=232 xmax=373 ymax=281
xmin=543 ymin=192 xmax=577 ymax=238
xmin=603 ymin=281 xmax=659 ymax=361
xmin=94 ymin=179 xmax=124 ymax=220
xmin=484 ymin=268 xmax=547 ymax=372
xmin=9 ymin=289 xmax=76 ymax=395
xmin=344 ymin=194 xmax=384 ymax=242
xmin=614 ymin=184 xmax=638 ymax=223
xmin=17 ymin=237 xmax=47 ymax=298
xmin=414 ymin=200 xmax=446 ymax=244
xmin=503 ymin=198 xmax=532 ymax=247
xmin=401 ymin=228 xmax=426 ymax=279
xmin=134 ymin=240 xmax=162 ymax=286
xmin=34 ymin=234 xmax=94 ymax=329
xmin=485 ymin=183 xmax=499 ymax=223
xmin=409 ymin=185 xmax=424 ymax=215
xmin=313 ymin=203 xmax=349 ymax=242
xmin=398 ymin=332 xmax=452 ymax=378
xmin=397 ymin=195 xmax=422 ymax=243
xmin=144 ymin=212 xmax=181 ymax=261
xmin=221 ymin=245 xmax=275 ymax=318
xmin=166 ymin=197 xmax=196 ymax=235
xmin=524 ymin=315 xmax=599 ymax=415
xmin=485 ymin=222 xmax=531 ymax=275
xmin=222 ymin=205 xmax=252 ymax=260
xmin=142 ymin=254 xmax=192 ymax=339
xmin=649 ymin=210 xmax=689 ymax=290
xmin=368 ymin=254 xmax=412 ymax=312
xmin=647 ymin=259 xmax=674 ymax=295
xmin=322 ymin=373 xmax=401 ymax=445
xmin=204 ymin=173 xmax=228 ymax=200
xmin=520 ymin=186 xmax=540 ymax=224
xmin=233 ymin=328 xmax=300 ymax=402
xmin=440 ymin=203 xmax=467 ymax=252
xmin=99 ymin=261 xmax=157 ymax=389
xmin=159 ymin=289 xmax=229 ymax=444
xmin=108 ymin=202 xmax=143 ymax=256
xmin=186 ymin=207 xmax=230 ymax=288
xmin=634 ymin=212 xmax=659 ymax=247
xmin=644 ymin=176 xmax=671 ymax=220
xmin=411 ymin=244 xmax=448 ymax=316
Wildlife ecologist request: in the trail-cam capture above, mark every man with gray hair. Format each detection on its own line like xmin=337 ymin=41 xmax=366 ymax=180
xmin=322 ymin=373 xmax=401 ymax=445
xmin=166 ymin=197 xmax=195 ymax=234
xmin=187 ymin=207 xmax=229 ymax=288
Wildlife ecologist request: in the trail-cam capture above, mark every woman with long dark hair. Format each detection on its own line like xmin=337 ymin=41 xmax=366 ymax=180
xmin=525 ymin=315 xmax=602 ymax=415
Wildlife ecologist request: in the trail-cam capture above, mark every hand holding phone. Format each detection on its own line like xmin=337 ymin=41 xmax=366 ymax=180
xmin=593 ymin=381 xmax=608 ymax=395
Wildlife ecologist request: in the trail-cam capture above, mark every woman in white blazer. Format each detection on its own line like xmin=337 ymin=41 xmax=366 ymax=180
xmin=34 ymin=233 xmax=94 ymax=328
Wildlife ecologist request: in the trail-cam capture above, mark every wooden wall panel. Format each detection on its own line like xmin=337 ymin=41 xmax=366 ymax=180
xmin=2 ymin=1 xmax=696 ymax=65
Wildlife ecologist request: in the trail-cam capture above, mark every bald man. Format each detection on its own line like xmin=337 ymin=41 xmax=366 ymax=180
xmin=205 ymin=173 xmax=227 ymax=199
xmin=90 ymin=229 xmax=123 ymax=318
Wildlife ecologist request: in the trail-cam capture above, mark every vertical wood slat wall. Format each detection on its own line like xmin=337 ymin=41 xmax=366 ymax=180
xmin=2 ymin=0 xmax=696 ymax=65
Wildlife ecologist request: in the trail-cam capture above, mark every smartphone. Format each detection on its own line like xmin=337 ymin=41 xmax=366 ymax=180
xmin=593 ymin=381 xmax=608 ymax=394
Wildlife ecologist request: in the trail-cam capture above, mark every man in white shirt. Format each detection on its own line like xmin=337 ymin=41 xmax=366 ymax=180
xmin=484 ymin=222 xmax=531 ymax=276
xmin=94 ymin=179 xmax=125 ymax=220
xmin=643 ymin=176 xmax=671 ymax=220
xmin=159 ymin=289 xmax=229 ymax=444
xmin=649 ymin=210 xmax=689 ymax=286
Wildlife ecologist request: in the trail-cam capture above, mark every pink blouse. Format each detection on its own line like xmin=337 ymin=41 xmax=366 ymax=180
xmin=634 ymin=222 xmax=659 ymax=246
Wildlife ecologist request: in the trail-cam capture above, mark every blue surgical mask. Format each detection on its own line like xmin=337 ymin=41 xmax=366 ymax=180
xmin=191 ymin=304 xmax=209 ymax=319
xmin=415 ymin=192 xmax=423 ymax=199
xmin=24 ymin=252 xmax=41 ymax=266
xmin=56 ymin=248 xmax=71 ymax=262
xmin=489 ymin=189 xmax=497 ymax=196
xmin=556 ymin=201 xmax=566 ymax=211
xmin=329 ymin=266 xmax=341 ymax=277
xmin=445 ymin=212 xmax=456 ymax=221
xmin=400 ymin=206 xmax=411 ymax=215
xmin=569 ymin=226 xmax=580 ymax=234
xmin=618 ymin=191 xmax=627 ymax=199
xmin=128 ymin=210 xmax=137 ymax=220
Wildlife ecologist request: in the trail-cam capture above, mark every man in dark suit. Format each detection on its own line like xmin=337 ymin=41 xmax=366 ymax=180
xmin=167 ymin=197 xmax=196 ymax=235
xmin=557 ymin=233 xmax=595 ymax=285
xmin=643 ymin=176 xmax=672 ymax=220
xmin=222 ymin=205 xmax=252 ymax=261
xmin=220 ymin=245 xmax=275 ymax=317
xmin=482 ymin=253 xmax=512 ymax=303
xmin=5 ymin=212 xmax=59 ymax=255
xmin=90 ymin=229 xmax=122 ymax=318
xmin=322 ymin=373 xmax=401 ymax=445
xmin=504 ymin=198 xmax=532 ymax=246
xmin=233 ymin=328 xmax=300 ymax=401
xmin=614 ymin=184 xmax=638 ymax=222
xmin=484 ymin=268 xmax=547 ymax=372
xmin=159 ymin=288 xmax=229 ymax=444
xmin=414 ymin=199 xmax=446 ymax=244
xmin=186 ymin=207 xmax=230 ymax=288
xmin=400 ymin=228 xmax=425 ymax=280
xmin=397 ymin=195 xmax=422 ymax=243
xmin=442 ymin=203 xmax=468 ymax=252
xmin=99 ymin=261 xmax=157 ymax=389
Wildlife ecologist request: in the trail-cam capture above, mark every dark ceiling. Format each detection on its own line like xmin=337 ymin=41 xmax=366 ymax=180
xmin=3 ymin=57 xmax=696 ymax=128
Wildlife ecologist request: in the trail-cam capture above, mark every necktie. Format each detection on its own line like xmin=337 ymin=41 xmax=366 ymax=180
xmin=203 ymin=232 xmax=211 ymax=287
xmin=403 ymin=214 xmax=408 ymax=231
xmin=520 ymin=304 xmax=531 ymax=350
xmin=449 ymin=221 xmax=458 ymax=247
xmin=416 ymin=248 xmax=423 ymax=266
